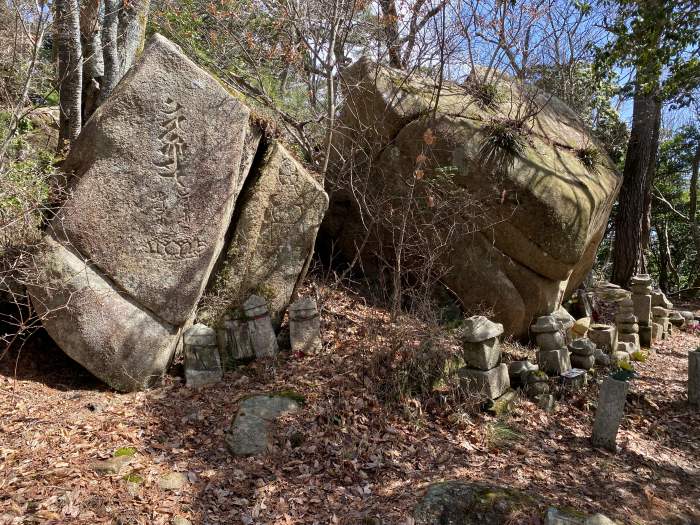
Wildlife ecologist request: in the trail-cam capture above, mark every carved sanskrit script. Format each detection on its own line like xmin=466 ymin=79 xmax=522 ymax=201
xmin=144 ymin=97 xmax=205 ymax=260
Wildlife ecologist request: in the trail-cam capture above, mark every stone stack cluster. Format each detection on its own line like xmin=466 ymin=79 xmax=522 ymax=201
xmin=630 ymin=274 xmax=652 ymax=347
xmin=532 ymin=315 xmax=571 ymax=375
xmin=458 ymin=316 xmax=510 ymax=400
xmin=568 ymin=338 xmax=596 ymax=369
xmin=221 ymin=294 xmax=279 ymax=363
xmin=652 ymin=306 xmax=670 ymax=341
xmin=615 ymin=297 xmax=639 ymax=353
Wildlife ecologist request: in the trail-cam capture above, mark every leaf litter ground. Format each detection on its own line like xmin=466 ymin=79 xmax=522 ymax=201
xmin=0 ymin=286 xmax=698 ymax=524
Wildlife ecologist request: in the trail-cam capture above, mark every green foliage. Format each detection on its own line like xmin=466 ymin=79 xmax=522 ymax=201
xmin=113 ymin=447 xmax=137 ymax=457
xmin=630 ymin=350 xmax=647 ymax=362
xmin=576 ymin=146 xmax=600 ymax=170
xmin=479 ymin=119 xmax=526 ymax=172
xmin=595 ymin=0 xmax=700 ymax=107
xmin=465 ymin=80 xmax=501 ymax=109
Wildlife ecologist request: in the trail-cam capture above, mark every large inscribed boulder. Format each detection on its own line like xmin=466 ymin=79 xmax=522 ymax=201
xmin=324 ymin=58 xmax=622 ymax=337
xmin=29 ymin=34 xmax=253 ymax=390
xmin=53 ymin=34 xmax=250 ymax=326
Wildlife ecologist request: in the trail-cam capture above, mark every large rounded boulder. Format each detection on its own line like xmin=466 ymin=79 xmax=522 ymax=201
xmin=323 ymin=58 xmax=621 ymax=337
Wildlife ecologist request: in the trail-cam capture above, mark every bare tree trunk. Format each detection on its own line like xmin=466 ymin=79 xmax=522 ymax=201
xmin=379 ymin=0 xmax=403 ymax=69
xmin=81 ymin=0 xmax=104 ymax=119
xmin=611 ymin=82 xmax=661 ymax=287
xmin=99 ymin=0 xmax=150 ymax=105
xmin=656 ymin=220 xmax=671 ymax=292
xmin=56 ymin=0 xmax=83 ymax=147
xmin=690 ymin=142 xmax=700 ymax=294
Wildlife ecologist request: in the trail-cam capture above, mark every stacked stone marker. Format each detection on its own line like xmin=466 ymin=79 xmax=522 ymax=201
xmin=630 ymin=274 xmax=652 ymax=347
xmin=532 ymin=315 xmax=571 ymax=375
xmin=615 ymin=297 xmax=639 ymax=353
xmin=652 ymin=306 xmax=670 ymax=341
xmin=289 ymin=297 xmax=322 ymax=353
xmin=458 ymin=316 xmax=510 ymax=400
xmin=184 ymin=323 xmax=223 ymax=387
xmin=690 ymin=349 xmax=700 ymax=408
xmin=243 ymin=295 xmax=278 ymax=358
xmin=568 ymin=338 xmax=596 ymax=369
xmin=588 ymin=324 xmax=618 ymax=355
xmin=592 ymin=376 xmax=629 ymax=452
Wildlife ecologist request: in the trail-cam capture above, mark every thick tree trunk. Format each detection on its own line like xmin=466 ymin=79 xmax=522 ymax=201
xmin=611 ymin=83 xmax=661 ymax=287
xmin=56 ymin=0 xmax=83 ymax=147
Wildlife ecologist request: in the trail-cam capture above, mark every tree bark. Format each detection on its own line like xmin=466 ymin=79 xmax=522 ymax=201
xmin=81 ymin=0 xmax=104 ymax=119
xmin=611 ymin=82 xmax=662 ymax=287
xmin=99 ymin=0 xmax=150 ymax=105
xmin=656 ymin=220 xmax=671 ymax=292
xmin=378 ymin=0 xmax=403 ymax=69
xmin=56 ymin=0 xmax=83 ymax=147
xmin=690 ymin=142 xmax=700 ymax=294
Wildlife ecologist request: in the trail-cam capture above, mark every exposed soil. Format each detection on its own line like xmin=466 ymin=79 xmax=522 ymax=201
xmin=1 ymin=286 xmax=698 ymax=525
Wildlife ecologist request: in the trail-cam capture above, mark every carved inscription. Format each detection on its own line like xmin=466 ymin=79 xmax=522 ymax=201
xmin=144 ymin=97 xmax=205 ymax=260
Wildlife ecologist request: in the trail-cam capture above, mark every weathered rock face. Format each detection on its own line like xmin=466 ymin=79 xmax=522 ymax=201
xmin=202 ymin=141 xmax=328 ymax=327
xmin=53 ymin=34 xmax=250 ymax=326
xmin=324 ymin=58 xmax=622 ymax=337
xmin=28 ymin=34 xmax=327 ymax=391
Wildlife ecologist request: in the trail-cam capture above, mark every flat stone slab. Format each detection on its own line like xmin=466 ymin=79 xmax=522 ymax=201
xmin=530 ymin=315 xmax=559 ymax=333
xmin=592 ymin=377 xmax=629 ymax=452
xmin=461 ymin=315 xmax=504 ymax=342
xmin=54 ymin=33 xmax=250 ymax=326
xmin=225 ymin=394 xmax=301 ymax=456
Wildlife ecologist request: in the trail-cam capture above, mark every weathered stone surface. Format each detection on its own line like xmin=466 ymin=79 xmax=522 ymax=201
xmin=184 ymin=323 xmax=222 ymax=387
xmin=553 ymin=306 xmax=575 ymax=332
xmin=652 ymin=306 xmax=669 ymax=319
xmin=535 ymin=331 xmax=566 ymax=352
xmin=568 ymin=338 xmax=595 ymax=356
xmin=413 ymin=482 xmax=537 ymax=525
xmin=289 ymin=297 xmax=322 ymax=354
xmin=531 ymin=315 xmax=560 ymax=333
xmin=651 ymin=291 xmax=673 ymax=309
xmin=537 ymin=348 xmax=572 ymax=375
xmin=592 ymin=377 xmax=628 ymax=452
xmin=689 ymin=350 xmax=700 ymax=408
xmin=561 ymin=368 xmax=587 ymax=391
xmin=459 ymin=363 xmax=510 ymax=399
xmin=572 ymin=317 xmax=590 ymax=338
xmin=508 ymin=360 xmax=538 ymax=386
xmin=631 ymin=294 xmax=652 ymax=326
xmin=544 ymin=508 xmax=617 ymax=525
xmin=594 ymin=349 xmax=611 ymax=367
xmin=225 ymin=394 xmax=300 ymax=456
xmin=54 ymin=34 xmax=250 ymax=326
xmin=612 ymin=351 xmax=630 ymax=364
xmin=28 ymin=236 xmax=178 ymax=391
xmin=325 ymin=58 xmax=621 ymax=337
xmin=639 ymin=325 xmax=652 ymax=348
xmin=243 ymin=295 xmax=278 ymax=358
xmin=463 ymin=337 xmax=501 ymax=370
xmin=588 ymin=324 xmax=617 ymax=354
xmin=461 ymin=315 xmax=504 ymax=342
xmin=158 ymin=472 xmax=188 ymax=491
xmin=618 ymin=333 xmax=639 ymax=349
xmin=571 ymin=354 xmax=595 ymax=369
xmin=204 ymin=141 xmax=328 ymax=327
xmin=668 ymin=311 xmax=685 ymax=327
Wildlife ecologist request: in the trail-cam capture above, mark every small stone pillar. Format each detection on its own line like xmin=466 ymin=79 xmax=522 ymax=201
xmin=223 ymin=313 xmax=254 ymax=361
xmin=652 ymin=306 xmax=670 ymax=340
xmin=184 ymin=323 xmax=223 ymax=387
xmin=630 ymin=275 xmax=652 ymax=348
xmin=289 ymin=297 xmax=322 ymax=353
xmin=568 ymin=338 xmax=596 ymax=369
xmin=588 ymin=324 xmax=618 ymax=354
xmin=458 ymin=316 xmax=509 ymax=399
xmin=532 ymin=315 xmax=571 ymax=375
xmin=243 ymin=295 xmax=278 ymax=358
xmin=689 ymin=349 xmax=700 ymax=408
xmin=592 ymin=376 xmax=629 ymax=452
xmin=615 ymin=298 xmax=639 ymax=352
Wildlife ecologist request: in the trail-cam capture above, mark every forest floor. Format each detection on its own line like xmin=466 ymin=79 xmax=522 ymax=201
xmin=0 ymin=283 xmax=699 ymax=525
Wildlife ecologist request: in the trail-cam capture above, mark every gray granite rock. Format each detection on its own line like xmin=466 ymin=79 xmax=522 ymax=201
xmin=461 ymin=316 xmax=504 ymax=343
xmin=530 ymin=315 xmax=559 ymax=334
xmin=289 ymin=297 xmax=322 ymax=354
xmin=184 ymin=323 xmax=222 ymax=388
xmin=243 ymin=295 xmax=278 ymax=358
xmin=459 ymin=363 xmax=510 ymax=399
xmin=54 ymin=33 xmax=250 ymax=326
xmin=462 ymin=337 xmax=501 ymax=371
xmin=588 ymin=324 xmax=617 ymax=354
xmin=537 ymin=348 xmax=571 ymax=375
xmin=571 ymin=354 xmax=595 ymax=369
xmin=568 ymin=338 xmax=595 ymax=356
